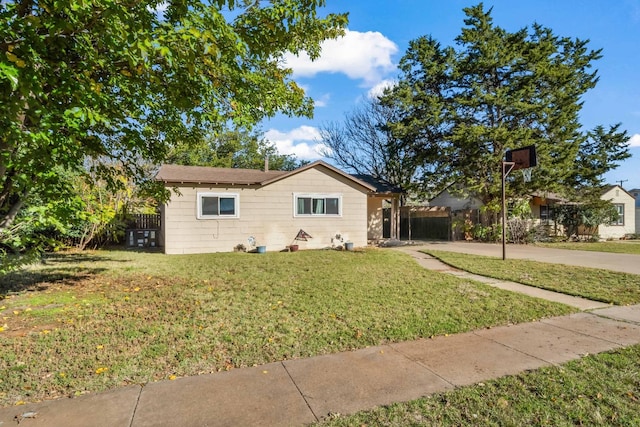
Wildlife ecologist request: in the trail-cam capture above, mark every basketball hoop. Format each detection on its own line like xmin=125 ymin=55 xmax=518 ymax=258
xmin=522 ymin=168 xmax=532 ymax=183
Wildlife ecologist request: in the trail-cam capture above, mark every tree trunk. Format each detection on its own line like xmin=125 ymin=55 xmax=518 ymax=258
xmin=0 ymin=197 xmax=25 ymax=231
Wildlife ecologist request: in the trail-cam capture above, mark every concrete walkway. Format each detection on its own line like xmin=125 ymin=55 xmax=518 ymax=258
xmin=2 ymin=246 xmax=640 ymax=426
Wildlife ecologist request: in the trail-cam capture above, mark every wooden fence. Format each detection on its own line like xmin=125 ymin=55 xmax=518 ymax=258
xmin=126 ymin=214 xmax=161 ymax=230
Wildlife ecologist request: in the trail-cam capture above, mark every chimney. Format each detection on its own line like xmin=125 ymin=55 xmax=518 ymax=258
xmin=264 ymin=156 xmax=269 ymax=172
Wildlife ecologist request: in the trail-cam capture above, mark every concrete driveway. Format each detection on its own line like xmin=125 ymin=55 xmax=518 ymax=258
xmin=415 ymin=241 xmax=640 ymax=275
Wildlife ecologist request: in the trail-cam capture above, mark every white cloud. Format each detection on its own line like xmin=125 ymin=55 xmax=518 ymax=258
xmin=628 ymin=133 xmax=640 ymax=147
xmin=367 ymin=79 xmax=397 ymax=99
xmin=284 ymin=29 xmax=398 ymax=87
xmin=263 ymin=126 xmax=328 ymax=160
xmin=314 ymin=93 xmax=331 ymax=107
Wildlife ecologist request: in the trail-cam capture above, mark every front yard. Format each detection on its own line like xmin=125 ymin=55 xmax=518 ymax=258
xmin=0 ymin=249 xmax=572 ymax=407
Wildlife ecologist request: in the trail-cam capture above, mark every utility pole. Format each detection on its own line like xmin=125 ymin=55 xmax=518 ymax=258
xmin=616 ymin=179 xmax=628 ymax=188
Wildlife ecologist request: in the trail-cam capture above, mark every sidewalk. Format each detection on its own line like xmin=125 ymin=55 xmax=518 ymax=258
xmin=2 ymin=249 xmax=640 ymax=426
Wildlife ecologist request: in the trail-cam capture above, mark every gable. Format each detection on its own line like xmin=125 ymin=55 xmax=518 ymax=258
xmin=601 ymin=185 xmax=635 ymax=203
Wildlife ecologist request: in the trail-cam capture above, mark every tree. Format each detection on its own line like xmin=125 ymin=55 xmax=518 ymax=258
xmin=552 ymin=200 xmax=619 ymax=240
xmin=319 ymin=97 xmax=419 ymax=194
xmin=167 ymin=128 xmax=302 ymax=171
xmin=0 ymin=0 xmax=347 ymax=231
xmin=381 ymin=3 xmax=629 ymax=214
xmin=568 ymin=125 xmax=631 ymax=199
xmin=0 ymin=1 xmax=347 ymax=268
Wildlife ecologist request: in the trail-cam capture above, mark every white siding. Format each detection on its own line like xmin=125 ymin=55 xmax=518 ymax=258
xmin=161 ymin=167 xmax=369 ymax=254
xmin=599 ymin=186 xmax=636 ymax=239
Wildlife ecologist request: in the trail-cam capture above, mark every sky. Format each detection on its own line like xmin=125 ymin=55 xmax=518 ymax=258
xmin=261 ymin=0 xmax=640 ymax=191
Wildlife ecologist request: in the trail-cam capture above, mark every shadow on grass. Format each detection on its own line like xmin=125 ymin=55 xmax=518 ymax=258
xmin=0 ymin=252 xmax=117 ymax=294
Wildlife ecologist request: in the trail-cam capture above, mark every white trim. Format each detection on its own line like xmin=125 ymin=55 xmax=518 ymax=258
xmin=197 ymin=192 xmax=240 ymax=219
xmin=293 ymin=193 xmax=342 ymax=217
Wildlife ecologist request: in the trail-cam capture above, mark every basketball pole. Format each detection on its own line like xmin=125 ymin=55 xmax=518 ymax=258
xmin=501 ymin=161 xmax=515 ymax=260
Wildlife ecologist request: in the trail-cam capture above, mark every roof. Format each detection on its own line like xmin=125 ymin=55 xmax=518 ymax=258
xmin=350 ymin=174 xmax=403 ymax=194
xmin=530 ymin=191 xmax=570 ymax=203
xmin=156 ymin=160 xmax=376 ymax=192
xmin=156 ymin=164 xmax=287 ymax=185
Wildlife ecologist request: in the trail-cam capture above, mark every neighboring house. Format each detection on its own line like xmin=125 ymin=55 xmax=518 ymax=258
xmin=428 ymin=186 xmax=483 ymax=211
xmin=599 ymin=185 xmax=636 ymax=239
xmin=156 ymin=161 xmax=376 ymax=254
xmin=529 ymin=191 xmax=568 ymax=228
xmin=428 ymin=184 xmax=635 ymax=239
xmin=630 ymin=188 xmax=640 ymax=234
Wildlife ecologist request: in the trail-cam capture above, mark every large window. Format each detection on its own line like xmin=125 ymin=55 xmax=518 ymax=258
xmin=612 ymin=204 xmax=624 ymax=226
xmin=197 ymin=193 xmax=239 ymax=219
xmin=294 ymin=194 xmax=341 ymax=217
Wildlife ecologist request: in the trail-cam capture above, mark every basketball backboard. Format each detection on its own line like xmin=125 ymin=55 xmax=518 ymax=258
xmin=505 ymin=145 xmax=537 ymax=170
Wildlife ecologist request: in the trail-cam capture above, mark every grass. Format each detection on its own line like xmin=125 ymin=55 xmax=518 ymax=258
xmin=422 ymin=250 xmax=640 ymax=305
xmin=315 ymin=344 xmax=640 ymax=426
xmin=0 ymin=249 xmax=574 ymax=407
xmin=536 ymin=241 xmax=640 ymax=255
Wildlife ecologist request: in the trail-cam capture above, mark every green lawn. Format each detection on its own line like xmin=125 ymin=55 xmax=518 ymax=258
xmin=422 ymin=249 xmax=640 ymax=305
xmin=0 ymin=249 xmax=573 ymax=407
xmin=536 ymin=241 xmax=640 ymax=255
xmin=315 ymin=344 xmax=640 ymax=426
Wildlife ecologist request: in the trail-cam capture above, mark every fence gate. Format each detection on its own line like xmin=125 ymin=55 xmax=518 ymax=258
xmin=399 ymin=207 xmax=451 ymax=241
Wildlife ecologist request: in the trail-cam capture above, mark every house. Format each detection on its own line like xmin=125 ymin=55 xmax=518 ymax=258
xmin=630 ymin=188 xmax=640 ymax=234
xmin=428 ymin=183 xmax=635 ymax=240
xmin=598 ymin=185 xmax=636 ymax=239
xmin=428 ymin=186 xmax=483 ymax=211
xmin=155 ymin=161 xmax=377 ymax=254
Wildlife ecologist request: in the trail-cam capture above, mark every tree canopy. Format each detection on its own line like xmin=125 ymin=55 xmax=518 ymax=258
xmin=381 ymin=3 xmax=629 ymax=211
xmin=166 ymin=128 xmax=303 ymax=171
xmin=0 ymin=0 xmax=347 ymax=231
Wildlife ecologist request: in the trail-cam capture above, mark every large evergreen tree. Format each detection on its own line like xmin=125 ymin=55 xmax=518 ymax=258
xmin=382 ymin=3 xmax=629 ymax=213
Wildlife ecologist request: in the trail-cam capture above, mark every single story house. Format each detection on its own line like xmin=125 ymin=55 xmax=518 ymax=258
xmin=156 ymin=161 xmax=378 ymax=254
xmin=598 ymin=185 xmax=635 ymax=239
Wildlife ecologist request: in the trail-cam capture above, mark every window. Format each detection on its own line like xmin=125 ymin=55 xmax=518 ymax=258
xmin=197 ymin=193 xmax=239 ymax=219
xmin=612 ymin=204 xmax=624 ymax=226
xmin=540 ymin=205 xmax=552 ymax=225
xmin=294 ymin=194 xmax=341 ymax=217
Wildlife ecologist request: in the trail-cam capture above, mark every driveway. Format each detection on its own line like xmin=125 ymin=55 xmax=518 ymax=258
xmin=415 ymin=241 xmax=640 ymax=275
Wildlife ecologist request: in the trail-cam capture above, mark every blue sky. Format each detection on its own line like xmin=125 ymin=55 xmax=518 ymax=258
xmin=261 ymin=0 xmax=640 ymax=190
